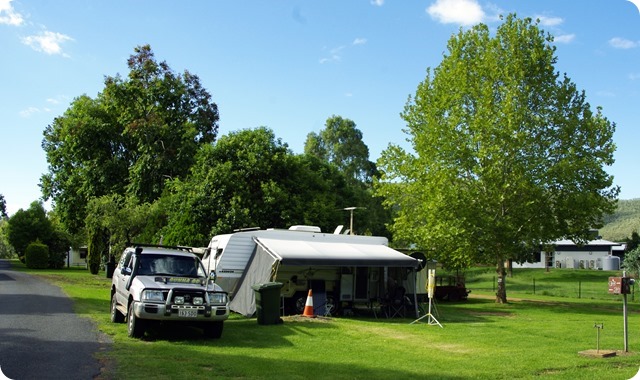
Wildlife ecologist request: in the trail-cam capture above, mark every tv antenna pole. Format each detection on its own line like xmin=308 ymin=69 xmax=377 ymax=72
xmin=342 ymin=207 xmax=365 ymax=235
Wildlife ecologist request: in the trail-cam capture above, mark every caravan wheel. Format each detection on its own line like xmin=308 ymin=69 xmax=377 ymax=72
xmin=294 ymin=292 xmax=307 ymax=314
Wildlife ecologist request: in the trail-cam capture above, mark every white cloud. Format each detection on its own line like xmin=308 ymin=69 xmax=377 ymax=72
xmin=46 ymin=95 xmax=68 ymax=105
xmin=319 ymin=45 xmax=345 ymax=64
xmin=370 ymin=0 xmax=384 ymax=6
xmin=554 ymin=34 xmax=575 ymax=44
xmin=536 ymin=15 xmax=563 ymax=27
xmin=629 ymin=73 xmax=640 ymax=80
xmin=0 ymin=0 xmax=24 ymax=26
xmin=320 ymin=39 xmax=365 ymax=64
xmin=353 ymin=38 xmax=367 ymax=45
xmin=21 ymin=31 xmax=73 ymax=56
xmin=609 ymin=37 xmax=638 ymax=49
xmin=427 ymin=0 xmax=485 ymax=26
xmin=596 ymin=90 xmax=615 ymax=98
xmin=19 ymin=106 xmax=41 ymax=118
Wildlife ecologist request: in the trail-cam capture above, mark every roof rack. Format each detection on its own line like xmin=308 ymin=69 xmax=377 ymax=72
xmin=127 ymin=243 xmax=209 ymax=255
xmin=233 ymin=227 xmax=261 ymax=232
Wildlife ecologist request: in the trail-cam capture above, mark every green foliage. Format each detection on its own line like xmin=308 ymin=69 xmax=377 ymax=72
xmin=46 ymin=228 xmax=70 ymax=269
xmin=304 ymin=116 xmax=391 ymax=237
xmin=25 ymin=241 xmax=49 ymax=269
xmin=622 ymin=246 xmax=640 ymax=278
xmin=0 ymin=193 xmax=7 ymax=219
xmin=6 ymin=201 xmax=70 ymax=267
xmin=160 ymin=127 xmax=356 ymax=245
xmin=0 ymin=219 xmax=16 ymax=259
xmin=87 ymin=228 xmax=106 ymax=275
xmin=599 ymin=198 xmax=640 ymax=241
xmin=305 ymin=115 xmax=377 ymax=184
xmin=7 ymin=201 xmax=53 ymax=260
xmin=24 ymin=265 xmax=640 ymax=380
xmin=375 ymin=14 xmax=618 ymax=302
xmin=41 ymin=44 xmax=219 ymax=233
xmin=84 ymin=194 xmax=164 ymax=267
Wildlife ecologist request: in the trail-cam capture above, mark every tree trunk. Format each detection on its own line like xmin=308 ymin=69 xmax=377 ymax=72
xmin=495 ymin=258 xmax=508 ymax=303
xmin=545 ymin=252 xmax=550 ymax=272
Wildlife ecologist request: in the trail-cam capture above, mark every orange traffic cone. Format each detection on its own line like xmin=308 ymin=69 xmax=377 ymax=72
xmin=302 ymin=289 xmax=316 ymax=318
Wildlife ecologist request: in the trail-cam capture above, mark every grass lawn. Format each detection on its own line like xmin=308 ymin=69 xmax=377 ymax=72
xmin=13 ymin=262 xmax=640 ymax=379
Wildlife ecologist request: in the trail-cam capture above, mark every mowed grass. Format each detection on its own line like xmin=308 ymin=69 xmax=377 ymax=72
xmin=13 ymin=262 xmax=640 ymax=380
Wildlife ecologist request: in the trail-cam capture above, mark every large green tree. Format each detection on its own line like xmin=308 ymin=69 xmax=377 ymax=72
xmin=83 ymin=194 xmax=165 ymax=273
xmin=160 ymin=127 xmax=354 ymax=246
xmin=375 ymin=14 xmax=618 ymax=303
xmin=41 ymin=45 xmax=219 ymax=232
xmin=305 ymin=116 xmax=390 ymax=236
xmin=305 ymin=115 xmax=377 ymax=184
xmin=6 ymin=201 xmax=70 ymax=268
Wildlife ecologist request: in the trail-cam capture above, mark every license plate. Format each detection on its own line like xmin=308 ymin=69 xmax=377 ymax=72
xmin=178 ymin=309 xmax=198 ymax=318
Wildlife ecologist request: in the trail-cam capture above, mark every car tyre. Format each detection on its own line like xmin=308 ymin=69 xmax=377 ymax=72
xmin=202 ymin=321 xmax=223 ymax=339
xmin=127 ymin=302 xmax=146 ymax=338
xmin=111 ymin=294 xmax=124 ymax=323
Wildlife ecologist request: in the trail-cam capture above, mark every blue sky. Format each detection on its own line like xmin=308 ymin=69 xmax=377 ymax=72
xmin=1 ymin=0 xmax=639 ymax=217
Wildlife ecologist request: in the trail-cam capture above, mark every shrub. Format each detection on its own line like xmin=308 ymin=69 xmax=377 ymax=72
xmin=48 ymin=250 xmax=67 ymax=269
xmin=25 ymin=242 xmax=49 ymax=269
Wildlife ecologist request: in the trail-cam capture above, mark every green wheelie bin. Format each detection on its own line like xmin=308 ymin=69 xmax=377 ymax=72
xmin=251 ymin=282 xmax=283 ymax=325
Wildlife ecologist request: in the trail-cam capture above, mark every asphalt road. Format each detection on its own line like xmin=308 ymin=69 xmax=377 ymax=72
xmin=0 ymin=260 xmax=109 ymax=380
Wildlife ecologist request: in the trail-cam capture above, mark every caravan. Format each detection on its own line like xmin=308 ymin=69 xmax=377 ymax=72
xmin=202 ymin=226 xmax=421 ymax=317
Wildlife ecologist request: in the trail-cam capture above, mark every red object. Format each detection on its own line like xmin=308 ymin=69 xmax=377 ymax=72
xmin=609 ymin=277 xmax=622 ymax=294
xmin=302 ymin=289 xmax=316 ymax=318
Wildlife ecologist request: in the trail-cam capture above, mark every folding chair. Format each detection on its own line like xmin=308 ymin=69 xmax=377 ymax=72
xmin=387 ymin=286 xmax=407 ymax=318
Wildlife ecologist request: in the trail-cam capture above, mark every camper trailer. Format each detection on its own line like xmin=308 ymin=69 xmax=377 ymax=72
xmin=202 ymin=226 xmax=421 ymax=317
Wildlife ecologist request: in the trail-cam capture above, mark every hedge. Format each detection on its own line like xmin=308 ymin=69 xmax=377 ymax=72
xmin=25 ymin=242 xmax=49 ymax=269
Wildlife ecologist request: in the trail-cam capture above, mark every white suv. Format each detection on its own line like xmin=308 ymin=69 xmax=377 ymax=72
xmin=110 ymin=245 xmax=229 ymax=339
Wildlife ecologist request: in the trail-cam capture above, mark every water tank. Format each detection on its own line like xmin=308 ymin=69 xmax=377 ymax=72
xmin=602 ymin=255 xmax=620 ymax=271
xmin=565 ymin=257 xmax=577 ymax=269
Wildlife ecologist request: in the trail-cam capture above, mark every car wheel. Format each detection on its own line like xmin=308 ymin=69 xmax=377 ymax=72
xmin=110 ymin=294 xmax=124 ymax=323
xmin=127 ymin=302 xmax=146 ymax=338
xmin=202 ymin=321 xmax=223 ymax=339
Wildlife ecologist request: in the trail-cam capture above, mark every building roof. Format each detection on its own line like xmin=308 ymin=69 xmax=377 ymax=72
xmin=554 ymin=239 xmax=620 ymax=247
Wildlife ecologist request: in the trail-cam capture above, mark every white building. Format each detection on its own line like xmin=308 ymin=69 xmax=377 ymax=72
xmin=513 ymin=239 xmax=621 ymax=270
xmin=66 ymin=246 xmax=88 ymax=267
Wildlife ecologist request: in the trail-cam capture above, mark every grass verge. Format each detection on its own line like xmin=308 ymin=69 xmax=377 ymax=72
xmin=13 ymin=262 xmax=640 ymax=379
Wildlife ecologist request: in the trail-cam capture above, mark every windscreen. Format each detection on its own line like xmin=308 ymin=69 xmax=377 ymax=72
xmin=137 ymin=254 xmax=205 ymax=278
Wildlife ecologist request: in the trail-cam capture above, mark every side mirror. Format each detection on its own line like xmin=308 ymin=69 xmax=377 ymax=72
xmin=209 ymin=270 xmax=217 ymax=282
xmin=121 ymin=267 xmax=132 ymax=276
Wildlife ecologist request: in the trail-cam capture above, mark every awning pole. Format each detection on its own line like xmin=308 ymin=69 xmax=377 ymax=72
xmin=413 ymin=268 xmax=419 ymax=318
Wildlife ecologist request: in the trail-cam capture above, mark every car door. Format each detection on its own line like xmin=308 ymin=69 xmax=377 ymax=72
xmin=115 ymin=250 xmax=133 ymax=305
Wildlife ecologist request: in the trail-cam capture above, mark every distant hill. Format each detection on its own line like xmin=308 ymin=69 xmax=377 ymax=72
xmin=599 ymin=198 xmax=640 ymax=242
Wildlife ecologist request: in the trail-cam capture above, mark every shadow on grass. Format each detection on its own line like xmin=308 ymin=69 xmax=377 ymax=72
xmin=137 ymin=317 xmax=340 ymax=347
xmin=114 ymin=320 xmax=470 ymax=380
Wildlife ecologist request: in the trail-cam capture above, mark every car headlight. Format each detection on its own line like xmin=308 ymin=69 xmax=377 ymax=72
xmin=142 ymin=290 xmax=164 ymax=302
xmin=193 ymin=297 xmax=204 ymax=305
xmin=174 ymin=296 xmax=185 ymax=305
xmin=207 ymin=292 xmax=228 ymax=304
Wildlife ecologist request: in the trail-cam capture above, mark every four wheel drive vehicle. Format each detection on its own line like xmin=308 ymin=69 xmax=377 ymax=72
xmin=110 ymin=245 xmax=230 ymax=339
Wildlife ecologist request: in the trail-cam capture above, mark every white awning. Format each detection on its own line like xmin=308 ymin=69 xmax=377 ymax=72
xmin=255 ymin=237 xmax=419 ymax=268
